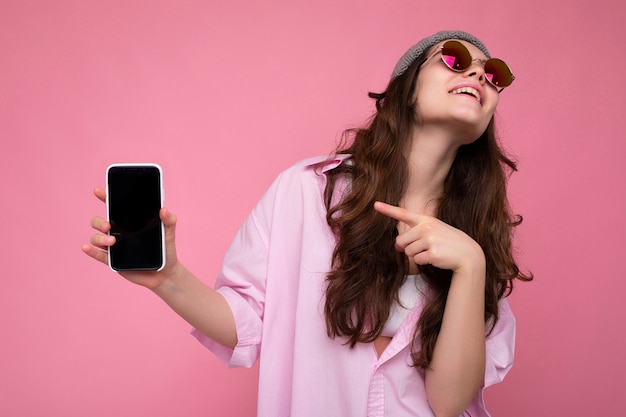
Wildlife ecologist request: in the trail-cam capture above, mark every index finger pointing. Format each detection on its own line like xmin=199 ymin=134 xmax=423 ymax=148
xmin=373 ymin=201 xmax=419 ymax=227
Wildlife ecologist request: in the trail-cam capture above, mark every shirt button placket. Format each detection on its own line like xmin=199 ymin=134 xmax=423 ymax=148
xmin=366 ymin=363 xmax=385 ymax=417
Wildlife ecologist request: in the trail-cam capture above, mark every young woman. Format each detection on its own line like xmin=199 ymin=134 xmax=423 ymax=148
xmin=83 ymin=30 xmax=531 ymax=417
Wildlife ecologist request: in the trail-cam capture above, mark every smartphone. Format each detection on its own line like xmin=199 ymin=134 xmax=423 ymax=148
xmin=106 ymin=163 xmax=165 ymax=272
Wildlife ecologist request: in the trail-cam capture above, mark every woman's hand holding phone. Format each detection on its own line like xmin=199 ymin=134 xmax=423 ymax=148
xmin=81 ymin=187 xmax=180 ymax=291
xmin=81 ymin=185 xmax=238 ymax=349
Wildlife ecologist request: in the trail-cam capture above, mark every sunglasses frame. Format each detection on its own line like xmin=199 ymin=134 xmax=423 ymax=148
xmin=423 ymin=40 xmax=515 ymax=92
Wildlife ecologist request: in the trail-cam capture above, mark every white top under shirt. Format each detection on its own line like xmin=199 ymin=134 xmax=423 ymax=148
xmin=380 ymin=274 xmax=427 ymax=337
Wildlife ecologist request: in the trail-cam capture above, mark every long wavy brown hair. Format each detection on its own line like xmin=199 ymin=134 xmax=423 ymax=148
xmin=321 ymin=47 xmax=532 ymax=368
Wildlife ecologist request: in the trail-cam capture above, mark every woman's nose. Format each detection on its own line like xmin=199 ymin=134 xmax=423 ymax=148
xmin=464 ymin=61 xmax=486 ymax=84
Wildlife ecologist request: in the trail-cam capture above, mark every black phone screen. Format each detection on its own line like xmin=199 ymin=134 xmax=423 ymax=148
xmin=107 ymin=165 xmax=164 ymax=271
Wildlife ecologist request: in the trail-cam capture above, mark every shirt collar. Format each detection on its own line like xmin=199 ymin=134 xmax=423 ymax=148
xmin=304 ymin=154 xmax=352 ymax=173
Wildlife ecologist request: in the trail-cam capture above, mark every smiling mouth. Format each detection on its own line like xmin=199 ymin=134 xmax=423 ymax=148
xmin=450 ymin=87 xmax=481 ymax=103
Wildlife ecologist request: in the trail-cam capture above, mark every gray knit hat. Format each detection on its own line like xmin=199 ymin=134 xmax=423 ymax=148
xmin=391 ymin=30 xmax=491 ymax=79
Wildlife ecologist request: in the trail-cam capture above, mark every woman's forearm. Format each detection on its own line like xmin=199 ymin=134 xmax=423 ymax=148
xmin=425 ymin=260 xmax=486 ymax=417
xmin=152 ymin=263 xmax=238 ymax=350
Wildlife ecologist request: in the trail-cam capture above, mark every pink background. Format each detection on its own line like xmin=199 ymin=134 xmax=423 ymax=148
xmin=1 ymin=1 xmax=624 ymax=416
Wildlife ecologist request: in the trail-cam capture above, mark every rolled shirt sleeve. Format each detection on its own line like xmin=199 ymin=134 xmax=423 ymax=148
xmin=192 ymin=176 xmax=280 ymax=368
xmin=466 ymin=297 xmax=516 ymax=416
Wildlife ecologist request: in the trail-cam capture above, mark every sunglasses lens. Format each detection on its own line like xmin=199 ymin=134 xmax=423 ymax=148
xmin=484 ymin=58 xmax=514 ymax=88
xmin=441 ymin=41 xmax=472 ymax=71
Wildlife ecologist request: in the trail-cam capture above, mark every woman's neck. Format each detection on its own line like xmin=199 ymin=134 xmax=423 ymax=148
xmin=401 ymin=127 xmax=459 ymax=214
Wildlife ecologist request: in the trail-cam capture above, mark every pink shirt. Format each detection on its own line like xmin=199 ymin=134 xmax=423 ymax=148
xmin=193 ymin=155 xmax=515 ymax=417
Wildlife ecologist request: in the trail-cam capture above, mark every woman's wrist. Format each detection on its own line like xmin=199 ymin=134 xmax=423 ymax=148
xmin=453 ymin=243 xmax=486 ymax=281
xmin=151 ymin=261 xmax=187 ymax=296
